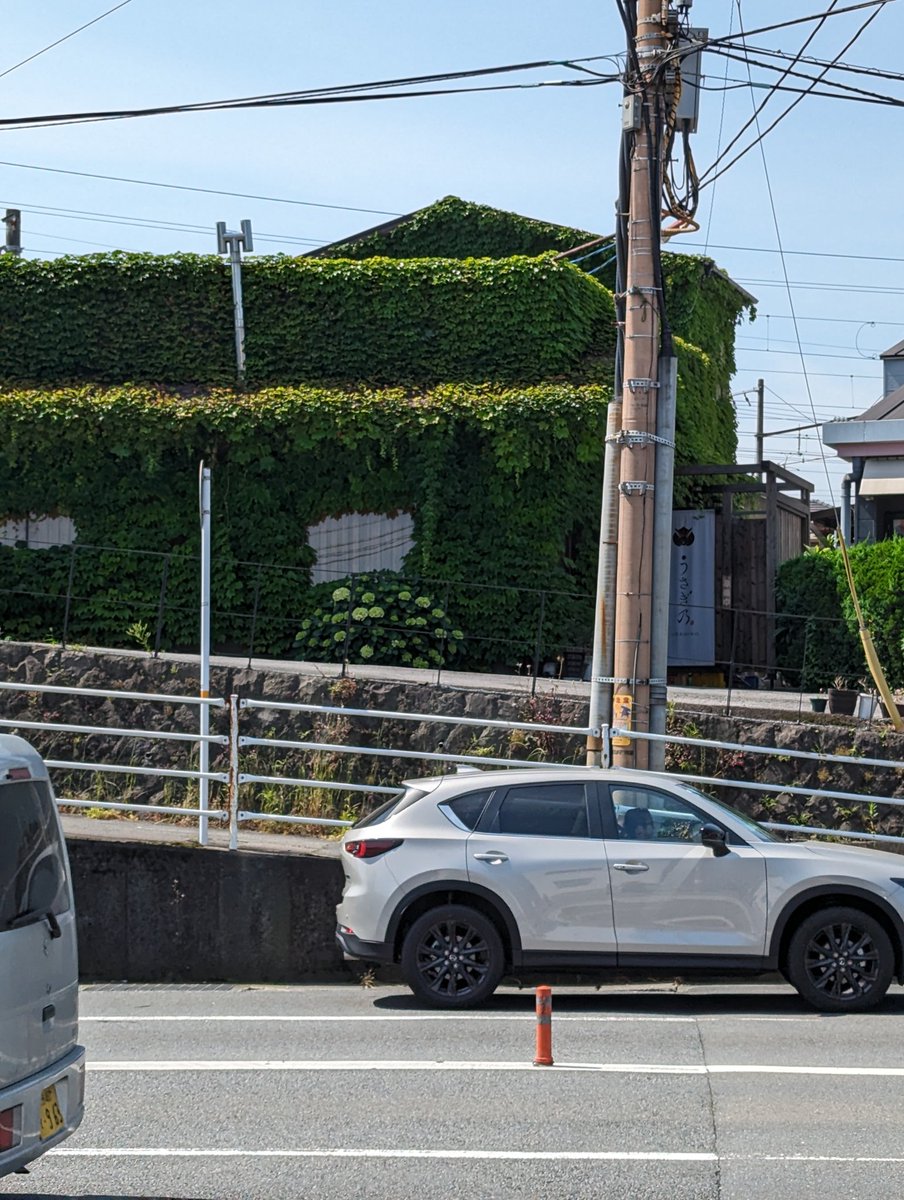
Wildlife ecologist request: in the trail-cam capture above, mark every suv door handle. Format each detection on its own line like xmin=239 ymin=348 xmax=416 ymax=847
xmin=612 ymin=861 xmax=650 ymax=873
xmin=473 ymin=851 xmax=509 ymax=864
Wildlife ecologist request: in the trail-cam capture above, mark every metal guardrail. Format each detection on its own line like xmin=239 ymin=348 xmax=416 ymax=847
xmin=2 ymin=679 xmax=904 ymax=849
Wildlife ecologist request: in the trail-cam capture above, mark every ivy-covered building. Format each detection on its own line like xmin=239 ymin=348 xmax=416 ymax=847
xmin=0 ymin=196 xmax=754 ymax=670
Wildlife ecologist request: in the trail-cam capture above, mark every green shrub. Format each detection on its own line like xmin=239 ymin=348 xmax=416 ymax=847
xmin=773 ymin=544 xmax=904 ymax=690
xmin=295 ymin=573 xmax=464 ymax=669
xmin=775 ymin=549 xmax=864 ymax=689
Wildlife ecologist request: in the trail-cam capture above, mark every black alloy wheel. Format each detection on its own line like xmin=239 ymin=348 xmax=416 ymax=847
xmin=401 ymin=904 xmax=505 ymax=1008
xmin=786 ymin=905 xmax=894 ymax=1013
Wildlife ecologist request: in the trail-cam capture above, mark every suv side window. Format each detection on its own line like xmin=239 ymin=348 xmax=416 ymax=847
xmin=487 ymin=782 xmax=593 ymax=839
xmin=610 ymin=785 xmax=710 ymax=844
xmin=439 ymin=789 xmax=494 ymax=831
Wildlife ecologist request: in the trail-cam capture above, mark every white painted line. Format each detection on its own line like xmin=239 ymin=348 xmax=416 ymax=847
xmin=49 ymin=1147 xmax=717 ymax=1163
xmin=87 ymin=1059 xmax=904 ymax=1077
xmin=79 ymin=1013 xmax=814 ymax=1025
xmin=45 ymin=1148 xmax=904 ymax=1165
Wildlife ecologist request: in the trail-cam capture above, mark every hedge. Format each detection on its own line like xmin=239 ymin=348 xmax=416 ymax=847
xmin=775 ymin=542 xmax=904 ymax=691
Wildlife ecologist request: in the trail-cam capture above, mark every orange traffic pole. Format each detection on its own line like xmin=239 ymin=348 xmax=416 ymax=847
xmin=533 ymin=985 xmax=553 ymax=1066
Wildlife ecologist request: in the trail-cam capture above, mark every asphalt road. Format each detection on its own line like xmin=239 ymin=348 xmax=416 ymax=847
xmin=6 ymin=980 xmax=904 ymax=1200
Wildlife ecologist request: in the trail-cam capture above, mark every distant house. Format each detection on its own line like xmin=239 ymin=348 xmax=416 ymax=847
xmin=823 ymin=340 xmax=904 ymax=542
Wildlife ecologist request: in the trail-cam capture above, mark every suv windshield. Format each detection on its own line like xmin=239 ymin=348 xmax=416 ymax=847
xmin=0 ymin=779 xmax=70 ymax=933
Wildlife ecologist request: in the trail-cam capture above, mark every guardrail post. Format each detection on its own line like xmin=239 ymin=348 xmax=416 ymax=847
xmin=228 ymin=694 xmax=240 ymax=850
xmin=601 ymin=723 xmax=611 ymax=770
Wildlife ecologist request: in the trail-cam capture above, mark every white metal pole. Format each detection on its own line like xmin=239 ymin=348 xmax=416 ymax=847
xmin=230 ymin=240 xmax=246 ymax=387
xmin=228 ymin=693 xmax=240 ymax=850
xmin=199 ymin=462 xmax=212 ymax=845
xmin=649 ymin=354 xmax=678 ymax=771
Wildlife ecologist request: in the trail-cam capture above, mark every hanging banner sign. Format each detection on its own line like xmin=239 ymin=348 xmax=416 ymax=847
xmin=668 ymin=509 xmax=715 ymax=667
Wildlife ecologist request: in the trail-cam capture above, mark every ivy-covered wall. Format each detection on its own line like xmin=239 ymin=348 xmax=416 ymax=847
xmin=316 ymin=195 xmax=754 ymax=389
xmin=0 ymin=251 xmax=614 ymax=387
xmin=0 ymin=347 xmax=727 ymax=663
xmin=0 ymin=205 xmax=749 ymax=666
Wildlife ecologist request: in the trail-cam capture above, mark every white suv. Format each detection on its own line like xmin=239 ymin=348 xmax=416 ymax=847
xmin=336 ymin=766 xmax=904 ymax=1012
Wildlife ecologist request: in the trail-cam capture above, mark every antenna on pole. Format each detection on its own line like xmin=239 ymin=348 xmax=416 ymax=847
xmin=2 ymin=209 xmax=21 ymax=256
xmin=216 ymin=220 xmax=253 ymax=387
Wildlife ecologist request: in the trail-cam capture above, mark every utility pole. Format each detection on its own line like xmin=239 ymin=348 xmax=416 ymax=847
xmin=610 ymin=0 xmax=673 ymax=769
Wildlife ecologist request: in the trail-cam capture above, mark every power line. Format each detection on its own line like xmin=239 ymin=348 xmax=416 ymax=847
xmin=713 ymin=38 xmax=904 ymax=88
xmin=0 ymin=0 xmax=133 ymax=83
xmin=684 ymin=241 xmax=904 ymax=265
xmin=706 ymin=45 xmax=904 ymax=110
xmin=0 ymin=58 xmax=620 ymax=132
xmin=698 ymin=2 xmax=890 ymax=190
xmin=736 ymin=344 xmax=878 ymax=362
xmin=704 ymin=0 xmax=900 ymax=46
xmin=0 ymin=159 xmax=403 ymax=216
xmin=700 ymin=0 xmax=841 ymax=185
xmin=0 ymin=200 xmax=328 ymax=247
xmin=733 ymin=276 xmax=904 ymax=295
xmin=757 ymin=313 xmax=902 ymax=327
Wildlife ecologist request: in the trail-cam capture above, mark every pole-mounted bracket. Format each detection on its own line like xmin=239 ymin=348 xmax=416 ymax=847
xmin=599 ymin=676 xmax=667 ymax=686
xmin=626 ymin=378 xmax=660 ymax=391
xmin=607 ymin=429 xmax=676 ymax=449
xmin=619 ymin=481 xmax=655 ymax=496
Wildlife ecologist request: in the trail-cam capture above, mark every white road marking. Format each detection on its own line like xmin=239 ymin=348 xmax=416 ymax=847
xmin=45 ymin=1148 xmax=904 ymax=1165
xmin=49 ymin=1147 xmax=716 ymax=1162
xmin=87 ymin=1059 xmax=904 ymax=1076
xmin=79 ymin=1012 xmax=814 ymax=1024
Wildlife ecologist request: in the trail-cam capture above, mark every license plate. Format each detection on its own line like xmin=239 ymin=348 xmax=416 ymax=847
xmin=39 ymin=1085 xmax=64 ymax=1141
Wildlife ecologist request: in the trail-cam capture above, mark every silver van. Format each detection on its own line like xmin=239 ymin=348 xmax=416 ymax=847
xmin=0 ymin=734 xmax=85 ymax=1177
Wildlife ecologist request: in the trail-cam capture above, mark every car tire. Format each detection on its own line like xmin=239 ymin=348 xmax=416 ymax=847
xmin=401 ymin=904 xmax=505 ymax=1009
xmin=786 ymin=905 xmax=894 ymax=1013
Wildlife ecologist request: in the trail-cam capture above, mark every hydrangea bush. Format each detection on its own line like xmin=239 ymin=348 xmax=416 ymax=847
xmin=294 ymin=572 xmax=465 ymax=669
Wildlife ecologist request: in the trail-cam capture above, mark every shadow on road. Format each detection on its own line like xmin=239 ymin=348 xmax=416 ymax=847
xmin=371 ymin=983 xmax=904 ymax=1019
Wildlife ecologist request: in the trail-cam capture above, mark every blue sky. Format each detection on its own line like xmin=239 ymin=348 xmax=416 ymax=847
xmin=4 ymin=1 xmax=904 ymax=503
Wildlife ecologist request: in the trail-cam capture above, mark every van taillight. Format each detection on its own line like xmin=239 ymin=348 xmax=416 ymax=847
xmin=344 ymin=838 xmax=403 ymax=859
xmin=0 ymin=1106 xmax=20 ymax=1151
xmin=6 ymin=767 xmax=30 ymax=781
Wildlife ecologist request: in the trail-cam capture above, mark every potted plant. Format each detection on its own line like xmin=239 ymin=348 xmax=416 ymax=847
xmin=827 ymin=675 xmax=858 ymax=716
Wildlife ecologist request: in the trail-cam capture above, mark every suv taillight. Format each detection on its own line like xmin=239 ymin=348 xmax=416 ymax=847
xmin=344 ymin=838 xmax=403 ymax=859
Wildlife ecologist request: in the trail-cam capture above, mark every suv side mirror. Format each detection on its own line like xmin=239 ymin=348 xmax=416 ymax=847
xmin=701 ymin=823 xmax=730 ymax=857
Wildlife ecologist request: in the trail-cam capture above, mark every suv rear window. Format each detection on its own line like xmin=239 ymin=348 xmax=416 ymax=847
xmin=0 ymin=779 xmax=70 ymax=933
xmin=439 ymin=789 xmax=493 ymax=831
xmin=352 ymin=785 xmax=430 ymax=829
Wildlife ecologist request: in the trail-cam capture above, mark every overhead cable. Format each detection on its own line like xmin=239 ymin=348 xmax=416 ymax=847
xmin=0 ymin=0 xmax=133 ymax=83
xmin=0 ymin=159 xmax=403 ymax=216
xmin=0 ymin=57 xmax=621 ymax=132
xmin=698 ymin=0 xmax=890 ymax=190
